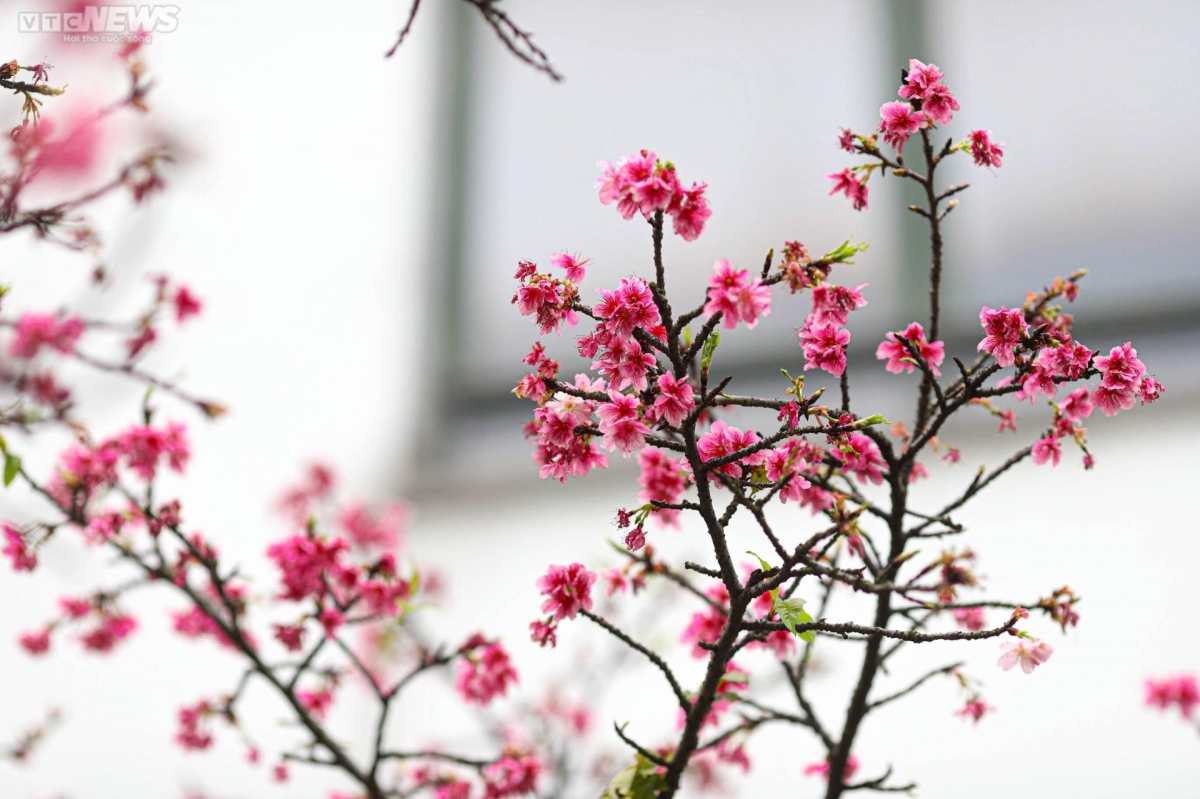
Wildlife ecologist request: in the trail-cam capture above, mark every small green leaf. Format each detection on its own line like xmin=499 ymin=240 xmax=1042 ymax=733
xmin=700 ymin=329 xmax=721 ymax=373
xmin=601 ymin=753 xmax=668 ymax=799
xmin=823 ymin=239 xmax=870 ymax=265
xmin=745 ymin=550 xmax=773 ymax=573
xmin=3 ymin=452 xmax=20 ymax=487
xmin=776 ymin=597 xmax=816 ymax=643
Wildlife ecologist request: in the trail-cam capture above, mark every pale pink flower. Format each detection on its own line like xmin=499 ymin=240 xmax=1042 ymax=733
xmin=1094 ymin=342 xmax=1146 ymax=390
xmin=638 ymin=448 xmax=686 ymax=528
xmin=550 ymin=250 xmax=590 ymax=284
xmin=19 ymin=629 xmax=51 ymax=655
xmin=833 ymin=432 xmax=886 ymax=485
xmin=921 ymin=84 xmax=960 ymax=126
xmin=646 ymin=372 xmax=695 ymax=427
xmin=898 ymin=59 xmax=945 ymax=100
xmin=1091 ymin=384 xmax=1136 ymax=417
xmin=1059 ymin=387 xmax=1093 ymax=423
xmin=703 ymin=259 xmax=772 ymax=330
xmin=875 ymin=322 xmax=944 ymax=375
xmin=695 ymin=420 xmax=767 ymax=479
xmin=9 ymin=313 xmax=85 ymax=359
xmin=804 ymin=755 xmax=859 ymax=781
xmin=969 ymin=129 xmax=1005 ymax=168
xmin=667 ymin=181 xmax=713 ymax=241
xmin=1031 ymin=435 xmax=1062 ymax=467
xmin=456 ymin=640 xmax=518 ymax=707
xmin=173 ymin=286 xmax=203 ymax=324
xmin=594 ymin=277 xmax=660 ymax=340
xmin=529 ymin=619 xmax=557 ymax=648
xmin=811 ymin=283 xmax=868 ymax=326
xmin=537 ymin=563 xmax=596 ymax=622
xmin=33 ymin=110 xmax=105 ymax=183
xmin=957 ymin=698 xmax=995 ymax=723
xmin=998 ymin=638 xmax=1053 ymax=674
xmin=879 ymin=101 xmax=926 ymax=153
xmin=483 ymin=754 xmax=542 ymax=798
xmin=953 ymin=606 xmax=986 ymax=632
xmin=977 ymin=306 xmax=1028 ymax=367
xmin=3 ymin=525 xmax=37 ymax=572
xmin=798 ymin=317 xmax=851 ymax=377
xmin=337 ymin=501 xmax=406 ymax=551
xmin=595 ymin=390 xmax=649 ymax=456
xmin=764 ymin=442 xmax=813 ymax=502
xmin=1145 ymin=674 xmax=1199 ymax=719
xmin=826 ymin=168 xmax=868 ymax=211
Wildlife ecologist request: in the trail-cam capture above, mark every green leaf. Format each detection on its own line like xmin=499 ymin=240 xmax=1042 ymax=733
xmin=700 ymin=329 xmax=721 ymax=373
xmin=745 ymin=550 xmax=772 ymax=573
xmin=601 ymin=753 xmax=668 ymax=799
xmin=823 ymin=239 xmax=870 ymax=265
xmin=3 ymin=452 xmax=20 ymax=487
xmin=776 ymin=597 xmax=816 ymax=643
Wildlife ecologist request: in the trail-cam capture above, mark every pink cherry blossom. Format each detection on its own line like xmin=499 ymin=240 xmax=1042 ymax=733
xmin=804 ymin=755 xmax=859 ymax=781
xmin=764 ymin=441 xmax=813 ymax=503
xmin=668 ymin=181 xmax=712 ymax=241
xmin=337 ymin=501 xmax=406 ymax=551
xmin=1094 ymin=342 xmax=1146 ymax=390
xmin=810 ymin=283 xmax=868 ymax=326
xmin=1139 ymin=375 xmax=1164 ymax=405
xmin=595 ymin=277 xmax=660 ymax=341
xmin=682 ymin=604 xmax=726 ymax=658
xmin=266 ymin=534 xmax=350 ymax=602
xmin=595 ymin=390 xmax=650 ymax=456
xmin=273 ymin=623 xmax=306 ymax=652
xmin=879 ymin=101 xmax=926 ymax=153
xmin=957 ymin=698 xmax=996 ymax=723
xmin=33 ymin=110 xmax=105 ymax=182
xmin=9 ymin=313 xmax=85 ymax=359
xmin=638 ymin=448 xmax=686 ymax=528
xmin=798 ymin=317 xmax=851 ymax=377
xmin=898 ymin=59 xmax=945 ymax=100
xmin=3 ymin=525 xmax=37 ymax=572
xmin=977 ymin=306 xmax=1028 ymax=367
xmin=646 ymin=372 xmax=695 ymax=427
xmin=695 ymin=420 xmax=768 ymax=479
xmin=297 ymin=687 xmax=335 ymax=720
xmin=537 ymin=563 xmax=596 ymax=622
xmin=969 ymin=129 xmax=1005 ymax=168
xmin=19 ymin=629 xmax=51 ymax=655
xmin=550 ymin=250 xmax=590 ymax=284
xmin=1145 ymin=674 xmax=1199 ymax=719
xmin=173 ymin=286 xmax=203 ymax=324
xmin=1059 ymin=387 xmax=1093 ymax=423
xmin=529 ymin=619 xmax=557 ymax=648
xmin=875 ymin=322 xmax=944 ymax=375
xmin=176 ymin=700 xmax=215 ymax=751
xmin=953 ymin=607 xmax=986 ymax=632
xmin=833 ymin=432 xmax=886 ymax=485
xmin=922 ymin=85 xmax=960 ymax=126
xmin=483 ymin=754 xmax=542 ymax=798
xmin=826 ymin=168 xmax=868 ymax=211
xmin=456 ymin=640 xmax=518 ymax=707
xmin=998 ymin=638 xmax=1053 ymax=674
xmin=1091 ymin=384 xmax=1136 ymax=417
xmin=116 ymin=421 xmax=191 ymax=481
xmin=703 ymin=259 xmax=772 ymax=330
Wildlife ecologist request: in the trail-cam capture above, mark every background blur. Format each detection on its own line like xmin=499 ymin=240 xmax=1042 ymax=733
xmin=1 ymin=0 xmax=1198 ymax=796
